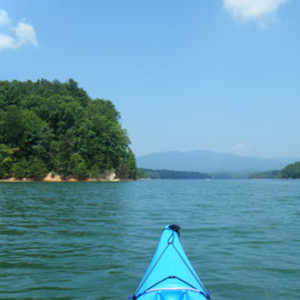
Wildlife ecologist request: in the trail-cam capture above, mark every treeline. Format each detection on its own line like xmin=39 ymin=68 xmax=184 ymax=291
xmin=0 ymin=79 xmax=137 ymax=179
xmin=280 ymin=161 xmax=300 ymax=179
xmin=250 ymin=170 xmax=281 ymax=179
xmin=138 ymin=169 xmax=211 ymax=180
xmin=250 ymin=161 xmax=300 ymax=179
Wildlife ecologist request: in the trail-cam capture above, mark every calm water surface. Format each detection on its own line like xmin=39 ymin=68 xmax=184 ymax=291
xmin=0 ymin=180 xmax=299 ymax=299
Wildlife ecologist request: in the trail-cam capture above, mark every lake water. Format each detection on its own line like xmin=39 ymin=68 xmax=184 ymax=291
xmin=0 ymin=180 xmax=299 ymax=299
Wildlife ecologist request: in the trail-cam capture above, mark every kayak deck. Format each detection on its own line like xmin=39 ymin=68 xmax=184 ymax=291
xmin=129 ymin=225 xmax=210 ymax=300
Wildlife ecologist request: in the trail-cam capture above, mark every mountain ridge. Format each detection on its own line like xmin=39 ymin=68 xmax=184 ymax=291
xmin=137 ymin=150 xmax=299 ymax=173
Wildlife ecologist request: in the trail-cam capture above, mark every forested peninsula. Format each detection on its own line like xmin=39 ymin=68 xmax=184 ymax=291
xmin=0 ymin=79 xmax=137 ymax=181
xmin=251 ymin=161 xmax=300 ymax=179
xmin=138 ymin=168 xmax=211 ymax=180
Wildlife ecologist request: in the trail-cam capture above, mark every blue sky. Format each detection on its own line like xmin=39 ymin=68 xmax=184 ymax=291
xmin=0 ymin=0 xmax=299 ymax=158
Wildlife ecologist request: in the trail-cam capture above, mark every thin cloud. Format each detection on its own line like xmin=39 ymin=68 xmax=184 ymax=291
xmin=232 ymin=142 xmax=249 ymax=154
xmin=15 ymin=22 xmax=38 ymax=47
xmin=0 ymin=33 xmax=15 ymax=49
xmin=0 ymin=9 xmax=38 ymax=50
xmin=0 ymin=9 xmax=11 ymax=27
xmin=223 ymin=0 xmax=289 ymax=28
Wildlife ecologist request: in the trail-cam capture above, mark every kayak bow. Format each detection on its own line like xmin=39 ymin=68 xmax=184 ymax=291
xmin=129 ymin=224 xmax=210 ymax=300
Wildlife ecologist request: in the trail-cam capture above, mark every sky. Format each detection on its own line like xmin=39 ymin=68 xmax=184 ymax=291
xmin=0 ymin=0 xmax=299 ymax=158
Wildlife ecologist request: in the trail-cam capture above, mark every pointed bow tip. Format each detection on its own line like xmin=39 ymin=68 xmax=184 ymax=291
xmin=166 ymin=224 xmax=181 ymax=235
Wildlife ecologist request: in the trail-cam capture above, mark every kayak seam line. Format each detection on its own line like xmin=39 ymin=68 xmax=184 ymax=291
xmin=171 ymin=243 xmax=210 ymax=297
xmin=133 ymin=241 xmax=171 ymax=295
xmin=146 ymin=287 xmax=202 ymax=292
xmin=133 ymin=275 xmax=208 ymax=299
xmin=143 ymin=287 xmax=211 ymax=298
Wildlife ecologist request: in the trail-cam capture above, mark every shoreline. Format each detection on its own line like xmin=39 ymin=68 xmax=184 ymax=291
xmin=0 ymin=172 xmax=128 ymax=182
xmin=0 ymin=178 xmax=123 ymax=182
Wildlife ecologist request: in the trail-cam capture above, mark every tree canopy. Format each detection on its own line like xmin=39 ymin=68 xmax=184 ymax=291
xmin=250 ymin=170 xmax=281 ymax=179
xmin=250 ymin=161 xmax=300 ymax=179
xmin=280 ymin=161 xmax=300 ymax=179
xmin=0 ymin=79 xmax=137 ymax=179
xmin=139 ymin=168 xmax=211 ymax=180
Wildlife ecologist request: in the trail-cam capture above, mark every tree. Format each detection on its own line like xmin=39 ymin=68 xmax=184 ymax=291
xmin=0 ymin=144 xmax=18 ymax=178
xmin=118 ymin=148 xmax=137 ymax=179
xmin=70 ymin=153 xmax=88 ymax=178
xmin=281 ymin=161 xmax=300 ymax=179
xmin=0 ymin=79 xmax=136 ymax=180
xmin=2 ymin=105 xmax=25 ymax=146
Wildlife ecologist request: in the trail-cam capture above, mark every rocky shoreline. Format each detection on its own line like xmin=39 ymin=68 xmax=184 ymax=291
xmin=0 ymin=171 xmax=122 ymax=182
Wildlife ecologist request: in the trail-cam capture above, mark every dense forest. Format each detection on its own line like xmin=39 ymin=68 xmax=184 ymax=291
xmin=280 ymin=161 xmax=300 ymax=179
xmin=0 ymin=79 xmax=137 ymax=180
xmin=250 ymin=170 xmax=281 ymax=179
xmin=138 ymin=169 xmax=211 ymax=179
xmin=250 ymin=161 xmax=300 ymax=179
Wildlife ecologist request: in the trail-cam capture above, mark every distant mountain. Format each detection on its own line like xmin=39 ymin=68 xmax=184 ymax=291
xmin=137 ymin=150 xmax=299 ymax=173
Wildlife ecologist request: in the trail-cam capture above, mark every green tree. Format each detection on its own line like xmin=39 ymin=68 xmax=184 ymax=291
xmin=2 ymin=105 xmax=25 ymax=147
xmin=281 ymin=161 xmax=300 ymax=179
xmin=0 ymin=144 xmax=18 ymax=178
xmin=70 ymin=153 xmax=88 ymax=178
xmin=118 ymin=148 xmax=137 ymax=179
xmin=0 ymin=79 xmax=137 ymax=180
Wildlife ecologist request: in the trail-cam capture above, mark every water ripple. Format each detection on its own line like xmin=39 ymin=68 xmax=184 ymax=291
xmin=0 ymin=180 xmax=299 ymax=299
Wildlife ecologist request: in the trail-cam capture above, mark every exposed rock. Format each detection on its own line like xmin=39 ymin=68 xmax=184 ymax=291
xmin=1 ymin=170 xmax=122 ymax=182
xmin=43 ymin=173 xmax=62 ymax=182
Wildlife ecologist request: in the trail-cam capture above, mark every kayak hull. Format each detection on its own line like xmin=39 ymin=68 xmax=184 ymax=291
xmin=130 ymin=225 xmax=210 ymax=300
xmin=133 ymin=290 xmax=207 ymax=300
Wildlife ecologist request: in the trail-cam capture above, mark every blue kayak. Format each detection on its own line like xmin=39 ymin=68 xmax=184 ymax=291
xmin=129 ymin=224 xmax=210 ymax=300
